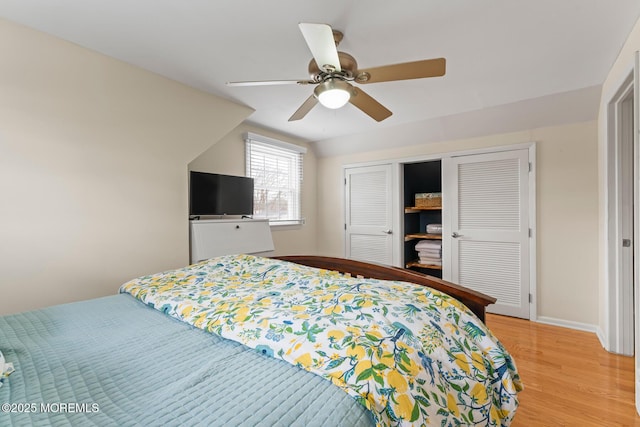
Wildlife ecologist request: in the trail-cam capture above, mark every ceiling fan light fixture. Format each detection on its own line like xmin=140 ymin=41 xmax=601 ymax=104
xmin=314 ymin=78 xmax=353 ymax=109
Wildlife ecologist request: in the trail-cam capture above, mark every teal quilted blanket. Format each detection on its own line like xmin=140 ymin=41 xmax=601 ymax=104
xmin=0 ymin=294 xmax=372 ymax=426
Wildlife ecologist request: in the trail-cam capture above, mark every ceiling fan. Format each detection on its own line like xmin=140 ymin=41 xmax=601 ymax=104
xmin=227 ymin=23 xmax=446 ymax=122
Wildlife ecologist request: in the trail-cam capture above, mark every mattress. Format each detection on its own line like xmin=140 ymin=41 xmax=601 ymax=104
xmin=0 ymin=294 xmax=373 ymax=427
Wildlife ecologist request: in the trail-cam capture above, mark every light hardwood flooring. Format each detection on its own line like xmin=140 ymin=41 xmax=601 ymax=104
xmin=486 ymin=314 xmax=638 ymax=426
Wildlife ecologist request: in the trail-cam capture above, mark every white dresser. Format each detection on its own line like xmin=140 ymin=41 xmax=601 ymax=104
xmin=189 ymin=219 xmax=274 ymax=263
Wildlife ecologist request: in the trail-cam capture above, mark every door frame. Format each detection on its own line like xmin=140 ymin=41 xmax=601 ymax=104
xmin=603 ymin=59 xmax=636 ymax=357
xmin=636 ymin=51 xmax=640 ymax=419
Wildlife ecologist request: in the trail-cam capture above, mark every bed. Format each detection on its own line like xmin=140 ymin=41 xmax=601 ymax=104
xmin=0 ymin=254 xmax=522 ymax=426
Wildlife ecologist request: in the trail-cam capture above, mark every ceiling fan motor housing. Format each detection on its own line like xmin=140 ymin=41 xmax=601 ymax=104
xmin=308 ymin=51 xmax=358 ymax=81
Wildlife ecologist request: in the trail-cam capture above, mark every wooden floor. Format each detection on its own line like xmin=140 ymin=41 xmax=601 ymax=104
xmin=486 ymin=314 xmax=639 ymax=426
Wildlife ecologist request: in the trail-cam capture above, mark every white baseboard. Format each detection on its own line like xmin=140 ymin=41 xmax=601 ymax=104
xmin=535 ymin=316 xmax=598 ymax=334
xmin=536 ymin=317 xmax=634 ymax=355
xmin=595 ymin=326 xmax=608 ymax=350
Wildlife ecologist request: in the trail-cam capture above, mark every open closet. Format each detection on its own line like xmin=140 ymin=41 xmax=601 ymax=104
xmin=344 ymin=144 xmax=535 ymax=320
xmin=403 ymin=160 xmax=443 ymax=278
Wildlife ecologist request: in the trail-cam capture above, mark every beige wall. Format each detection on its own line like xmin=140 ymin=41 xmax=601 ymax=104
xmin=0 ymin=19 xmax=253 ymax=314
xmin=317 ymin=121 xmax=599 ymax=326
xmin=189 ymin=123 xmax=318 ymax=256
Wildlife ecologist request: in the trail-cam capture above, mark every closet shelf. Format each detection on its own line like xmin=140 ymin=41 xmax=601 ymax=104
xmin=404 ymin=233 xmax=442 ymax=241
xmin=406 ymin=261 xmax=443 ymax=270
xmin=405 ymin=206 xmax=441 ymax=213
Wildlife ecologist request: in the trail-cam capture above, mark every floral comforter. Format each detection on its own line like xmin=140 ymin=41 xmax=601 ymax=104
xmin=120 ymin=254 xmax=522 ymax=426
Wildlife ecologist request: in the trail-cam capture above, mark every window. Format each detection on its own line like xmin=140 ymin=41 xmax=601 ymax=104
xmin=245 ymin=132 xmax=306 ymax=225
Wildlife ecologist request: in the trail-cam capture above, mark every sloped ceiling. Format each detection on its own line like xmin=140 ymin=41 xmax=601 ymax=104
xmin=1 ymin=1 xmax=639 ymax=154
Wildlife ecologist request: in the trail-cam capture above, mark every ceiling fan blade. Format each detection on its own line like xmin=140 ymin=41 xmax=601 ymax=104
xmin=298 ymin=23 xmax=341 ymax=73
xmin=356 ymin=58 xmax=446 ymax=84
xmin=349 ymin=87 xmax=392 ymax=122
xmin=227 ymin=79 xmax=314 ymax=87
xmin=288 ymin=95 xmax=319 ymax=121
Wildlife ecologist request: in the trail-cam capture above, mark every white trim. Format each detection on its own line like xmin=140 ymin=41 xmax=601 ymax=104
xmin=446 ymin=141 xmax=535 ymax=159
xmin=269 ymin=219 xmax=305 ymax=227
xmin=344 ymin=141 xmax=535 ymax=170
xmin=342 ymin=168 xmax=346 ymax=258
xmin=634 ymin=51 xmax=640 ymax=416
xmin=344 ymin=153 xmax=442 ymax=170
xmin=528 ymin=144 xmax=538 ymax=321
xmin=536 ymin=316 xmax=599 ymax=334
xmin=603 ymin=61 xmax=635 ymax=355
xmin=392 ymin=162 xmax=402 ymax=267
xmin=244 ymin=132 xmax=307 ymax=154
xmin=596 ymin=327 xmax=607 ymax=350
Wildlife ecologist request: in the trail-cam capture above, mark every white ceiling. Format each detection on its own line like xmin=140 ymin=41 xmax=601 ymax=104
xmin=1 ymin=1 xmax=639 ymax=150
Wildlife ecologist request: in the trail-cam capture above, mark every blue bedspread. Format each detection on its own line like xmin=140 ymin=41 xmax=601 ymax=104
xmin=0 ymin=294 xmax=373 ymax=426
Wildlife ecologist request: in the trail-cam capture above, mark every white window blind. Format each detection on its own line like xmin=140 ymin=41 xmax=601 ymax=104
xmin=245 ymin=132 xmax=306 ymax=225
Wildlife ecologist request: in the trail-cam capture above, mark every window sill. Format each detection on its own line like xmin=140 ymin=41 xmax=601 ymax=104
xmin=268 ymin=219 xmax=305 ymax=228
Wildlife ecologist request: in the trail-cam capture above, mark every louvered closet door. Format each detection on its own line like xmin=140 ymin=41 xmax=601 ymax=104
xmin=443 ymin=149 xmax=530 ymax=319
xmin=345 ymin=164 xmax=393 ymax=265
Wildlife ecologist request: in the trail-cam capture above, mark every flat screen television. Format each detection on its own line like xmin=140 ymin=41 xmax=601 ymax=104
xmin=189 ymin=171 xmax=254 ymax=216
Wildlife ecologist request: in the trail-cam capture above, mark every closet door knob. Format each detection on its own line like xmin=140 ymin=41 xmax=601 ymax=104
xmin=452 ymin=232 xmax=462 ymax=238
xmin=382 ymin=229 xmax=392 ymax=235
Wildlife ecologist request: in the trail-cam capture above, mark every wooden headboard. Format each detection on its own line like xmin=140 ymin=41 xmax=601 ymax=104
xmin=273 ymin=255 xmax=496 ymax=322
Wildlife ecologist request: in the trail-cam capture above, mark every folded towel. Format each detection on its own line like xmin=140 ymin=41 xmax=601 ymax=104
xmin=419 ymin=257 xmax=442 ymax=266
xmin=426 ymin=224 xmax=443 ymax=234
xmin=418 ymin=248 xmax=441 ymax=256
xmin=419 ymin=252 xmax=441 ymax=259
xmin=415 ymin=240 xmax=441 ymax=250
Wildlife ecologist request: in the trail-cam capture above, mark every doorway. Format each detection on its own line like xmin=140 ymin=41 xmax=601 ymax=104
xmin=606 ymin=70 xmax=635 ymax=357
